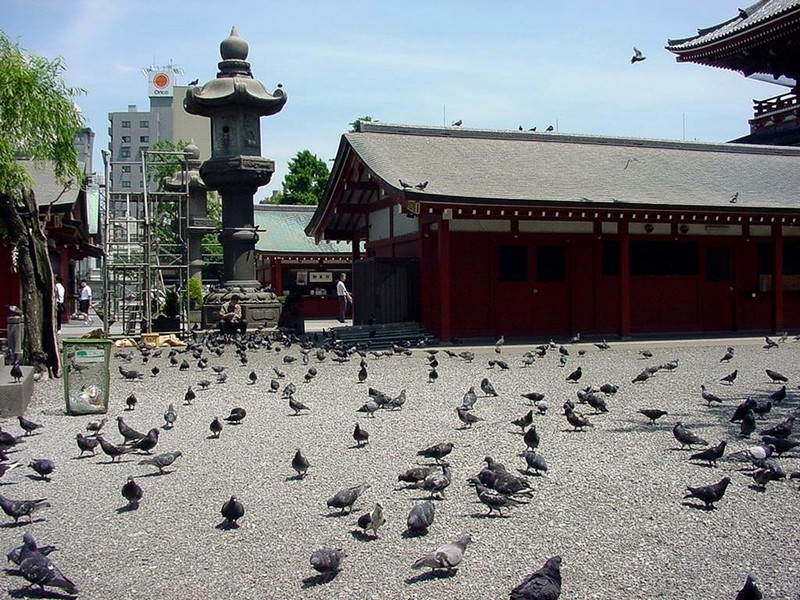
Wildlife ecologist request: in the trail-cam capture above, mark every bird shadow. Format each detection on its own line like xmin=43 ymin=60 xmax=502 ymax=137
xmin=349 ymin=529 xmax=376 ymax=542
xmin=320 ymin=511 xmax=351 ymax=518
xmin=680 ymin=501 xmax=716 ymax=511
xmin=348 ymin=444 xmax=368 ymax=450
xmin=205 ymin=435 xmax=220 ymax=440
xmin=405 ymin=570 xmax=457 ymax=584
xmin=8 ymin=586 xmax=76 ymax=599
xmin=301 ymin=572 xmax=339 ymax=588
xmin=468 ymin=511 xmax=509 ymax=519
xmin=138 ymin=471 xmax=169 ymax=478
xmin=748 ymin=484 xmax=767 ymax=493
xmin=215 ymin=520 xmax=240 ymax=530
xmin=25 ymin=475 xmax=50 ymax=482
xmin=1 ymin=518 xmax=45 ymax=528
xmin=70 ymin=454 xmax=96 ymax=461
xmin=401 ymin=528 xmax=429 ymax=539
xmin=517 ymin=469 xmax=545 ymax=477
xmin=115 ymin=503 xmax=139 ymax=514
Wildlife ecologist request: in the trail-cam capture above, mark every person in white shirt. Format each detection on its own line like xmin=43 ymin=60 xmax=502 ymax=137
xmin=78 ymin=279 xmax=93 ymax=325
xmin=54 ymin=275 xmax=66 ymax=334
xmin=336 ymin=273 xmax=353 ymax=323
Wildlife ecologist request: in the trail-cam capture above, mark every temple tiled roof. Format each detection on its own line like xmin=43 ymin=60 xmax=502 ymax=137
xmin=666 ymin=0 xmax=800 ymax=50
xmin=334 ymin=123 xmax=800 ymax=211
xmin=254 ymin=204 xmax=352 ymax=255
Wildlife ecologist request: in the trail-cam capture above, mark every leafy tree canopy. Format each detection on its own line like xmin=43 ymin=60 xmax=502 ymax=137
xmin=349 ymin=115 xmax=374 ymax=132
xmin=279 ymin=150 xmax=329 ymax=205
xmin=0 ymin=30 xmax=84 ymax=198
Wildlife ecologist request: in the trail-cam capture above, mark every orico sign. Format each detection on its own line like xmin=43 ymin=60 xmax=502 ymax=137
xmin=148 ymin=71 xmax=173 ymax=98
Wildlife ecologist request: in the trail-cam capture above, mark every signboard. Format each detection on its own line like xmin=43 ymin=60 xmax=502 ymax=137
xmin=147 ymin=69 xmax=174 ymax=98
xmin=309 ymin=272 xmax=333 ymax=283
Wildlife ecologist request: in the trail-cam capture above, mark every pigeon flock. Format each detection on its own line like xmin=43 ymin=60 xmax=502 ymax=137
xmin=0 ymin=329 xmax=798 ymax=598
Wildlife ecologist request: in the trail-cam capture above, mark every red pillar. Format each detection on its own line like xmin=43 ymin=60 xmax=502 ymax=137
xmin=772 ymin=223 xmax=784 ymax=332
xmin=271 ymin=258 xmax=283 ymax=295
xmin=438 ymin=219 xmax=452 ymax=341
xmin=619 ymin=221 xmax=631 ymax=338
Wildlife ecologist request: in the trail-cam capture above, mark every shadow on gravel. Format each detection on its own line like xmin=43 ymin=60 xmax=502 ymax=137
xmin=680 ymin=501 xmax=717 ymax=511
xmin=302 ymin=572 xmax=339 ymax=588
xmin=405 ymin=570 xmax=458 ymax=584
xmin=115 ymin=503 xmax=139 ymax=514
xmin=215 ymin=520 xmax=240 ymax=530
xmin=8 ymin=587 xmax=76 ymax=599
xmin=349 ymin=529 xmax=375 ymax=542
xmin=1 ymin=519 xmax=46 ymax=528
xmin=401 ymin=528 xmax=429 ymax=539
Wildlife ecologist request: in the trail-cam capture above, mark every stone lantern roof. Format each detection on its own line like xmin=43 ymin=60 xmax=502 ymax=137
xmin=184 ymin=27 xmax=287 ymax=117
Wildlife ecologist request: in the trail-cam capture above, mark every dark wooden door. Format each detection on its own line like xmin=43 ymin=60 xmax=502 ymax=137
xmin=700 ymin=244 xmax=736 ymax=331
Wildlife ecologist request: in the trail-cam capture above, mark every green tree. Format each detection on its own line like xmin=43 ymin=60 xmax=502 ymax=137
xmin=279 ymin=150 xmax=330 ymax=205
xmin=0 ymin=31 xmax=85 ymax=375
xmin=349 ymin=115 xmax=374 ymax=132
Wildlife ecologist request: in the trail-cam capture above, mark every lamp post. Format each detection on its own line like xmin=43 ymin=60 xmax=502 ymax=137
xmin=184 ymin=27 xmax=287 ymax=328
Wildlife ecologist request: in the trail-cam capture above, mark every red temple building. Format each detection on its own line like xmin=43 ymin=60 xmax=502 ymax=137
xmin=667 ymin=0 xmax=800 ymax=145
xmin=307 ymin=122 xmax=800 ymax=340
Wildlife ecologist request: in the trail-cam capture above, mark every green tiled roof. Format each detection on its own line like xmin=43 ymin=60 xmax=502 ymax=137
xmin=254 ymin=204 xmax=352 ymax=255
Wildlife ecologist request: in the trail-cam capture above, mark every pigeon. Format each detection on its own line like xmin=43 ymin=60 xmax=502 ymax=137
xmin=179 ymin=359 xmax=190 ymax=371
xmin=388 ymin=389 xmax=407 ymax=410
xmin=17 ymin=415 xmax=43 ymax=436
xmin=398 ymin=465 xmax=437 ymax=484
xmin=399 ymin=179 xmax=413 ymax=189
xmin=763 ymin=336 xmax=779 ymax=350
xmin=225 ymin=407 xmax=247 ymax=423
xmin=248 ymin=371 xmax=258 ymax=385
xmin=356 ymin=502 xmax=385 ymax=537
xmin=121 ymin=475 xmax=143 ymax=509
xmin=184 ymin=386 xmax=196 ymax=405
xmin=523 ymin=425 xmax=540 ymax=449
xmin=564 ymin=406 xmax=592 ymax=431
xmin=760 ymin=435 xmax=800 ymax=455
xmin=198 ymin=379 xmax=211 ymax=390
xmin=631 ymin=370 xmax=653 ymax=384
xmin=638 ymin=408 xmax=668 ymax=425
xmin=188 ymin=78 xmax=199 ymax=86
xmin=751 ymin=467 xmax=782 ymax=490
xmin=761 ymin=415 xmax=795 ymax=438
xmin=0 ymin=494 xmax=50 ymax=523
xmin=221 ymin=495 xmax=245 ymax=527
xmin=765 ymin=368 xmax=788 ymax=383
xmin=417 ymin=442 xmax=454 ymax=464
xmin=292 ymin=448 xmax=310 ymax=479
xmin=209 ymin=417 xmax=223 ymax=438
xmin=510 ymin=555 xmax=563 ymax=600
xmin=358 ymin=365 xmax=368 ymax=383
xmin=139 ymin=450 xmax=182 ymax=475
xmin=545 ymin=125 xmax=554 ymax=132
xmin=29 ymin=459 xmax=55 ymax=481
xmin=125 ymin=393 xmax=137 ymax=410
xmin=415 ymin=464 xmax=453 ymax=499
xmin=97 ymin=435 xmax=135 ymax=462
xmin=326 ymin=483 xmax=370 ymax=515
xmin=595 ymin=339 xmax=610 ymax=350
xmin=85 ymin=417 xmax=107 ymax=434
xmin=19 ymin=548 xmax=78 ymax=595
xmin=673 ymin=422 xmax=707 ymax=449
xmin=357 ymin=399 xmax=379 ymax=417
xmin=151 ymin=366 xmax=160 ymax=377
xmin=6 ymin=532 xmax=57 ymax=565
xmin=511 ymin=410 xmax=534 ymax=432
xmin=353 ymin=422 xmax=370 ymax=447
xmin=690 ymin=440 xmax=727 ymax=467
xmin=406 ymin=500 xmax=435 ymax=535
xmin=565 ymin=366 xmax=582 ymax=383
xmin=727 ymin=444 xmax=775 ymax=463
xmin=289 ymin=396 xmax=310 ymax=416
xmin=520 ymin=450 xmax=548 ymax=475
xmin=414 ymin=181 xmax=429 ymax=191
xmin=10 ymin=361 xmax=23 ymax=383
xmin=753 ymin=401 xmax=772 ymax=419
xmin=700 ymin=385 xmax=722 ymax=405
xmin=631 ymin=47 xmax=646 ymax=63
xmin=480 ymin=378 xmax=498 ymax=396
xmin=683 ymin=476 xmax=731 ymax=509
xmin=411 ymin=533 xmax=472 ymax=574
xmin=584 ymin=392 xmax=608 ymax=414
xmin=164 ymin=404 xmax=178 ymax=429
xmin=456 ymin=406 xmax=483 ymax=428
xmin=720 ymin=347 xmax=735 ymax=362
xmin=470 ymin=481 xmax=527 ymax=516
xmin=0 ymin=461 xmax=21 ymax=480
xmin=75 ymin=433 xmax=99 ymax=457
xmin=451 ymin=119 xmax=462 ymax=127
xmin=769 ymin=385 xmax=787 ymax=403
xmin=740 ymin=409 xmax=757 ymax=437
xmin=730 ymin=398 xmax=758 ymax=422
xmin=735 ymin=573 xmax=762 ymax=600
xmin=310 ymin=548 xmax=345 ymax=580
xmin=428 ymin=367 xmax=439 ymax=383
xmin=117 ymin=416 xmax=146 ymax=443
xmin=461 ymin=387 xmax=479 ymax=410
xmin=131 ymin=428 xmax=160 ymax=454
xmin=720 ymin=370 xmax=738 ymax=385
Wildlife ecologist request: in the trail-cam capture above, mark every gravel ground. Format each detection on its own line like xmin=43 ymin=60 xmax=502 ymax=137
xmin=1 ymin=333 xmax=799 ymax=599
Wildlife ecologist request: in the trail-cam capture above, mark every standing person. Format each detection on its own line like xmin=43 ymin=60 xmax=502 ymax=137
xmin=54 ymin=275 xmax=66 ymax=335
xmin=78 ymin=279 xmax=93 ymax=325
xmin=336 ymin=273 xmax=353 ymax=323
xmin=219 ymin=294 xmax=247 ymax=335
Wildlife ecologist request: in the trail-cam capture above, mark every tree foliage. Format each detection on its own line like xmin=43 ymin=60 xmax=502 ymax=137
xmin=0 ymin=30 xmax=85 ymax=375
xmin=349 ymin=115 xmax=374 ymax=132
xmin=279 ymin=150 xmax=330 ymax=205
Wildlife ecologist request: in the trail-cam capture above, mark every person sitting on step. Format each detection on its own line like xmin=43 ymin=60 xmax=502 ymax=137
xmin=218 ymin=295 xmax=247 ymax=335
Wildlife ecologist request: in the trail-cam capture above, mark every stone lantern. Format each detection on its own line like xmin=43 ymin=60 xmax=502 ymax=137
xmin=184 ymin=27 xmax=287 ymax=328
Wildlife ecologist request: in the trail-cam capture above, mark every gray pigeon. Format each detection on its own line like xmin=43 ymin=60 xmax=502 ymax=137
xmin=456 ymin=406 xmax=483 ymax=428
xmin=415 ymin=464 xmax=452 ymax=499
xmin=0 ymin=494 xmax=50 ymax=523
xmin=470 ymin=480 xmax=528 ymax=516
xmin=673 ymin=422 xmax=707 ymax=449
xmin=292 ymin=448 xmax=310 ymax=478
xmin=28 ymin=459 xmax=55 ymax=481
xmin=289 ymin=396 xmax=310 ymax=415
xmin=411 ymin=533 xmax=472 ymax=574
xmin=520 ymin=450 xmax=548 ymax=475
xmin=6 ymin=532 xmax=57 ymax=565
xmin=406 ymin=500 xmax=435 ymax=535
xmin=139 ymin=450 xmax=182 ymax=475
xmin=461 ymin=387 xmax=479 ymax=410
xmin=510 ymin=555 xmax=563 ymax=600
xmin=164 ymin=404 xmax=178 ymax=429
xmin=357 ymin=399 xmax=379 ymax=417
xmin=417 ymin=442 xmax=454 ymax=464
xmin=480 ymin=377 xmax=498 ymax=397
xmin=326 ymin=483 xmax=370 ymax=515
xmin=19 ymin=548 xmax=78 ymax=595
xmin=310 ymin=548 xmax=345 ymax=580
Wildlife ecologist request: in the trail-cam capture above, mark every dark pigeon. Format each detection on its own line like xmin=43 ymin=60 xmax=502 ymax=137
xmin=638 ymin=408 xmax=668 ymax=425
xmin=292 ymin=448 xmax=310 ymax=478
xmin=735 ymin=573 xmax=762 ymax=600
xmin=673 ymin=422 xmax=707 ymax=449
xmin=689 ymin=440 xmax=726 ymax=467
xmin=75 ymin=433 xmax=99 ymax=457
xmin=28 ymin=459 xmax=55 ymax=481
xmin=0 ymin=494 xmax=50 ymax=523
xmin=510 ymin=555 xmax=563 ymax=600
xmin=17 ymin=415 xmax=43 ymax=436
xmin=326 ymin=483 xmax=370 ymax=515
xmin=765 ymin=368 xmax=788 ymax=383
xmin=121 ymin=475 xmax=143 ymax=509
xmin=19 ymin=548 xmax=78 ymax=595
xmin=417 ymin=442 xmax=454 ymax=464
xmin=406 ymin=500 xmax=435 ymax=535
xmin=310 ymin=548 xmax=345 ymax=580
xmin=221 ymin=495 xmax=245 ymax=527
xmin=683 ymin=476 xmax=731 ymax=509
xmin=209 ymin=417 xmax=223 ymax=438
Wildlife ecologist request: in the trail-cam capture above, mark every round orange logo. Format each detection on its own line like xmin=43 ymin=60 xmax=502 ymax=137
xmin=153 ymin=72 xmax=170 ymax=88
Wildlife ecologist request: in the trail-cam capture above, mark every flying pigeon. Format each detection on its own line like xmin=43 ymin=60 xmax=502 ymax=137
xmin=631 ymin=47 xmax=646 ymax=63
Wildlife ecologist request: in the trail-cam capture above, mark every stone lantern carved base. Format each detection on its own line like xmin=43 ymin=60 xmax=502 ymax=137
xmin=202 ymin=284 xmax=280 ymax=330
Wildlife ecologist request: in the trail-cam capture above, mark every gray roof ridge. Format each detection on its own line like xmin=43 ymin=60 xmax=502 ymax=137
xmin=254 ymin=203 xmax=316 ymax=213
xmin=350 ymin=121 xmax=800 ymax=157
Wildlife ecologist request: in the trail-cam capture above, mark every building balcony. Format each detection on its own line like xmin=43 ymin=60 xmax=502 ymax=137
xmin=749 ymin=91 xmax=799 ymax=133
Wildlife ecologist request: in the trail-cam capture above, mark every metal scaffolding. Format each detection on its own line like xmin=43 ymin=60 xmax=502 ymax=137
xmin=101 ymin=150 xmax=194 ymax=336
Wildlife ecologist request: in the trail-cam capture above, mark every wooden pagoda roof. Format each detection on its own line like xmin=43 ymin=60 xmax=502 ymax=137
xmin=307 ymin=123 xmax=800 ymax=241
xmin=666 ymin=0 xmax=800 ymax=78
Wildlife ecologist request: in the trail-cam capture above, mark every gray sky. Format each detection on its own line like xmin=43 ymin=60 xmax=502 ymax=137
xmin=3 ymin=0 xmax=786 ymax=199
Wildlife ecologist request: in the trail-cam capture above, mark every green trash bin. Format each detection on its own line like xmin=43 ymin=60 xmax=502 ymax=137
xmin=63 ymin=338 xmax=112 ymax=415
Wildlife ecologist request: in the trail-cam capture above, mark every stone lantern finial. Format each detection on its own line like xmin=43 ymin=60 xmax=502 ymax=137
xmin=221 ymin=27 xmax=249 ymax=61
